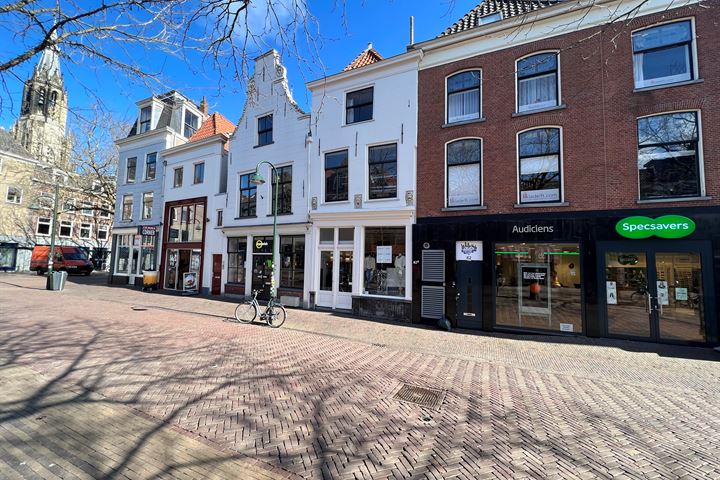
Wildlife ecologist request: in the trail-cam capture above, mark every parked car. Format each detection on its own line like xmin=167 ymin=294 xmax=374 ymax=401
xmin=30 ymin=246 xmax=94 ymax=276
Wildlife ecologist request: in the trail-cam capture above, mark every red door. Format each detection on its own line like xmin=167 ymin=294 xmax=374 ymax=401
xmin=211 ymin=254 xmax=222 ymax=295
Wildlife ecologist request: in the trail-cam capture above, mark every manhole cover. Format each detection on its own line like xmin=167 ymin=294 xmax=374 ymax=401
xmin=393 ymin=384 xmax=445 ymax=410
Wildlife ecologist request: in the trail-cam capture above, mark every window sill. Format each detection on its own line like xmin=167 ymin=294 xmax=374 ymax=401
xmin=442 ymin=117 xmax=486 ymax=128
xmin=512 ymin=104 xmax=567 ymax=117
xmin=364 ymin=197 xmax=398 ymax=203
xmin=234 ymin=216 xmax=258 ymax=220
xmin=636 ymin=196 xmax=712 ymax=205
xmin=513 ymin=202 xmax=570 ymax=208
xmin=266 ymin=212 xmax=293 ymax=217
xmin=343 ymin=119 xmax=374 ymax=127
xmin=442 ymin=205 xmax=487 ymax=212
xmin=254 ymin=142 xmax=274 ymax=148
xmin=321 ymin=200 xmax=351 ymax=206
xmin=633 ymin=78 xmax=703 ymax=93
xmin=142 ymin=179 xmax=156 ymax=183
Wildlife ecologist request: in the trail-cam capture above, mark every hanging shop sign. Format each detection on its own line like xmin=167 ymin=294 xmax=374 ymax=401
xmin=140 ymin=225 xmax=158 ymax=236
xmin=615 ymin=215 xmax=695 ymax=239
xmin=456 ymin=241 xmax=483 ymax=261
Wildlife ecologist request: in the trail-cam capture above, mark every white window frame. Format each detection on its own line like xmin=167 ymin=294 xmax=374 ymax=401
xmin=125 ymin=157 xmax=137 ymax=184
xmin=515 ymin=50 xmax=561 ymax=114
xmin=365 ymin=142 xmax=399 ymax=201
xmin=444 ymin=137 xmax=484 ymax=208
xmin=183 ymin=108 xmax=200 ymax=138
xmin=99 ymin=205 xmax=111 ymax=218
xmin=631 ymin=18 xmax=698 ymax=90
xmin=144 ymin=152 xmax=157 ymax=181
xmin=636 ymin=109 xmax=705 ymax=199
xmin=58 ymin=220 xmax=73 ymax=238
xmin=138 ymin=105 xmax=152 ymax=133
xmin=256 ymin=112 xmax=274 ymax=146
xmin=79 ymin=222 xmax=92 ymax=240
xmin=216 ymin=209 xmax=223 ymax=227
xmin=445 ymin=69 xmax=482 ymax=124
xmin=343 ymin=84 xmax=375 ymax=126
xmin=142 ymin=192 xmax=154 ymax=220
xmin=81 ymin=201 xmax=93 ymax=216
xmin=173 ymin=167 xmax=183 ymax=188
xmin=322 ymin=148 xmax=351 ymax=204
xmin=63 ymin=199 xmax=75 ymax=213
xmin=97 ymin=225 xmax=109 ymax=241
xmin=516 ymin=125 xmax=564 ymax=205
xmin=36 ymin=217 xmax=52 ymax=236
xmin=121 ymin=194 xmax=133 ymax=222
xmin=6 ymin=185 xmax=22 ymax=204
xmin=193 ymin=162 xmax=205 ymax=185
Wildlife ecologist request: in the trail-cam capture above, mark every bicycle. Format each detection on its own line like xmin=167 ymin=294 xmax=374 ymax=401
xmin=234 ymin=290 xmax=287 ymax=328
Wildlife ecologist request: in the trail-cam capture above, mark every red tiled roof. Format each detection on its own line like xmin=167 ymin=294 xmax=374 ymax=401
xmin=343 ymin=44 xmax=384 ymax=71
xmin=188 ymin=112 xmax=235 ymax=143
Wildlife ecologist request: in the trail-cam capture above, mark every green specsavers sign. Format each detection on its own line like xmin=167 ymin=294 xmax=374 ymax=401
xmin=616 ymin=215 xmax=695 ymax=239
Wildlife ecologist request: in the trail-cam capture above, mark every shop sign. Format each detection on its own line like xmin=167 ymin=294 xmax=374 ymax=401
xmin=615 ymin=215 xmax=695 ymax=239
xmin=140 ymin=225 xmax=157 ymax=236
xmin=512 ymin=224 xmax=554 ymax=234
xmin=183 ymin=272 xmax=198 ymax=291
xmin=376 ymin=245 xmax=392 ymax=264
xmin=456 ymin=241 xmax=483 ymax=261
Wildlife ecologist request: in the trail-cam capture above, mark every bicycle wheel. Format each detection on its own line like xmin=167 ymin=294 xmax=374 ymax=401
xmin=234 ymin=302 xmax=258 ymax=324
xmin=267 ymin=304 xmax=286 ymax=328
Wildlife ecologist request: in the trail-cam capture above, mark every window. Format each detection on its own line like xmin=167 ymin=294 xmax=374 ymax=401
xmin=368 ymin=143 xmax=397 ymax=199
xmin=80 ymin=223 xmax=91 ymax=239
xmin=99 ymin=205 xmax=111 ymax=218
xmin=257 ymin=114 xmax=273 ymax=146
xmin=447 ymin=139 xmax=482 ymax=207
xmin=517 ymin=53 xmax=559 ymax=113
xmin=63 ymin=199 xmax=74 ymax=212
xmin=142 ymin=192 xmax=153 ymax=219
xmin=59 ymin=220 xmax=72 ymax=238
xmin=637 ymin=111 xmax=700 ymax=200
xmin=184 ymin=110 xmax=199 ymax=138
xmin=280 ymin=235 xmax=304 ymax=289
xmin=363 ymin=227 xmax=406 ymax=297
xmin=447 ymin=71 xmax=481 ymax=123
xmin=37 ymin=217 xmax=51 ymax=235
xmin=633 ymin=20 xmax=694 ymax=89
xmin=227 ymin=237 xmax=247 ymax=284
xmin=81 ymin=201 xmax=93 ymax=216
xmin=98 ymin=225 xmax=109 ymax=241
xmin=193 ymin=162 xmax=205 ymax=184
xmin=216 ymin=209 xmax=223 ymax=227
xmin=141 ymin=234 xmax=156 ymax=271
xmin=518 ymin=128 xmax=561 ymax=204
xmin=139 ymin=106 xmax=151 ymax=133
xmin=173 ymin=167 xmax=183 ymax=188
xmin=145 ymin=152 xmax=157 ymax=181
xmin=126 ymin=157 xmax=137 ymax=184
xmin=346 ymin=87 xmax=373 ymax=124
xmin=121 ymin=194 xmax=133 ymax=222
xmin=6 ymin=186 xmax=22 ymax=204
xmin=272 ymin=165 xmax=292 ymax=214
xmin=495 ymin=243 xmax=582 ymax=333
xmin=238 ymin=173 xmax=257 ymax=217
xmin=325 ymin=150 xmax=349 ymax=202
xmin=167 ymin=203 xmax=204 ymax=242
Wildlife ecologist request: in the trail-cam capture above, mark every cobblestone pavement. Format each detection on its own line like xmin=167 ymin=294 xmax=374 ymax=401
xmin=1 ymin=273 xmax=719 ymax=480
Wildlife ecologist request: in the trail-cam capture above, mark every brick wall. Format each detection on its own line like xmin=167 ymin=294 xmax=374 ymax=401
xmin=416 ymin=3 xmax=719 ymax=218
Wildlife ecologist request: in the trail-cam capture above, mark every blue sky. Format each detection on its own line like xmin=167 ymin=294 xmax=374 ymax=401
xmin=0 ymin=0 xmax=475 ymax=130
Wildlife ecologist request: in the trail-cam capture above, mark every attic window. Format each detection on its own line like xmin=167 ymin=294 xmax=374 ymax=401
xmin=479 ymin=12 xmax=501 ymax=24
xmin=139 ymin=106 xmax=152 ymax=133
xmin=184 ymin=110 xmax=199 ymax=138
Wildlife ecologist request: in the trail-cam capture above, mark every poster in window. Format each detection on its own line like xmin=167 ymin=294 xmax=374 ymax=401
xmin=675 ymin=287 xmax=688 ymax=301
xmin=606 ymin=281 xmax=617 ymax=305
xmin=519 ymin=263 xmax=551 ymax=315
xmin=656 ymin=280 xmax=669 ymax=306
xmin=376 ymin=245 xmax=392 ymax=264
xmin=183 ymin=272 xmax=198 ymax=292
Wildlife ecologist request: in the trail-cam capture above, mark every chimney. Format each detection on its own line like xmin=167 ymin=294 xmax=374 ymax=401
xmin=199 ymin=96 xmax=208 ymax=116
xmin=409 ymin=16 xmax=414 ymax=46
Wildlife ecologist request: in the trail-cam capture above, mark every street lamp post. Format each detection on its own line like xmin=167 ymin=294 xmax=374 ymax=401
xmin=250 ymin=161 xmax=279 ymax=300
xmin=46 ymin=181 xmax=60 ymax=282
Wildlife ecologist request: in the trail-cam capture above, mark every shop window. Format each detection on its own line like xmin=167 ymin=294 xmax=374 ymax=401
xmin=194 ymin=162 xmax=205 ymax=184
xmin=338 ymin=228 xmax=354 ymax=244
xmin=227 ymin=237 xmax=247 ymax=284
xmin=0 ymin=244 xmax=18 ymax=270
xmin=116 ymin=234 xmax=131 ymax=273
xmin=637 ymin=111 xmax=700 ymax=200
xmin=141 ymin=234 xmax=156 ymax=270
xmin=271 ymin=165 xmax=292 ymax=214
xmin=37 ymin=217 xmax=51 ymax=235
xmin=319 ymin=228 xmax=334 ymax=244
xmin=325 ymin=150 xmax=348 ymax=203
xmin=167 ymin=203 xmax=204 ymax=243
xmin=125 ymin=157 xmax=137 ymax=184
xmin=239 ymin=173 xmax=257 ymax=217
xmin=319 ymin=251 xmax=333 ymax=291
xmin=363 ymin=226 xmax=406 ymax=297
xmin=79 ymin=223 xmax=91 ymax=239
xmin=495 ymin=243 xmax=582 ymax=333
xmin=447 ymin=71 xmax=481 ymax=123
xmin=142 ymin=192 xmax=153 ymax=219
xmin=145 ymin=152 xmax=157 ymax=180
xmin=368 ymin=144 xmax=397 ymax=199
xmin=632 ymin=20 xmax=694 ymax=89
xmin=280 ymin=235 xmax=304 ymax=289
xmin=447 ymin=139 xmax=482 ymax=207
xmin=346 ymin=87 xmax=373 ymax=124
xmin=59 ymin=220 xmax=72 ymax=238
xmin=516 ymin=52 xmax=559 ymax=113
xmin=121 ymin=194 xmax=133 ymax=222
xmin=257 ymin=114 xmax=273 ymax=146
xmin=518 ymin=127 xmax=561 ymax=204
xmin=6 ymin=186 xmax=22 ymax=204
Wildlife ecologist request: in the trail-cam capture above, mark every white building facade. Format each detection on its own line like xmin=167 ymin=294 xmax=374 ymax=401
xmin=111 ymin=91 xmax=206 ymax=286
xmin=223 ymin=51 xmax=312 ymax=307
xmin=306 ymin=48 xmax=420 ymax=321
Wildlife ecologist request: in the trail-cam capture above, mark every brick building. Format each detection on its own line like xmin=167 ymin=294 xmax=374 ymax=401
xmin=411 ymin=0 xmax=719 ymax=345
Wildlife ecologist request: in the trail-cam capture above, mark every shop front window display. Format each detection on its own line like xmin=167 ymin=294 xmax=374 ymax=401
xmin=363 ymin=227 xmax=406 ymax=297
xmin=495 ymin=243 xmax=582 ymax=333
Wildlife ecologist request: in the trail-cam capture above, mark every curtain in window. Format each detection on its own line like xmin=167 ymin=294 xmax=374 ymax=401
xmin=448 ymin=163 xmax=481 ymax=206
xmin=519 ymin=73 xmax=557 ymax=112
xmin=448 ymin=89 xmax=480 ymax=123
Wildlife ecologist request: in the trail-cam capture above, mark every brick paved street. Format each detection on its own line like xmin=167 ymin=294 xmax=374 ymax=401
xmin=1 ymin=273 xmax=719 ymax=479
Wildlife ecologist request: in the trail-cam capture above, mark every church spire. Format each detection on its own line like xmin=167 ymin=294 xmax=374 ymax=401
xmin=33 ymin=31 xmax=62 ymax=80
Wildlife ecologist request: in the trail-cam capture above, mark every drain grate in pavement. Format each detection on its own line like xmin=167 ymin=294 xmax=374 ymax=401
xmin=393 ymin=384 xmax=445 ymax=410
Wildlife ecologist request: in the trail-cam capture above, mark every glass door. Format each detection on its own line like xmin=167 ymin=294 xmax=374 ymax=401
xmin=336 ymin=250 xmax=353 ymax=309
xmin=602 ymin=244 xmax=709 ymax=343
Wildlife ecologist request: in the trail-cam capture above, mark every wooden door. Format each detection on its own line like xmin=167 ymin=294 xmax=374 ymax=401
xmin=211 ymin=254 xmax=222 ymax=295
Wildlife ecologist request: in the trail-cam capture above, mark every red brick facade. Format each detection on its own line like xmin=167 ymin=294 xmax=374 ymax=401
xmin=416 ymin=3 xmax=719 ymax=218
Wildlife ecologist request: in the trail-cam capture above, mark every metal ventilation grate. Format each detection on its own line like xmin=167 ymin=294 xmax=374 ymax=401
xmin=393 ymin=384 xmax=445 ymax=410
xmin=421 ymin=285 xmax=445 ymax=319
xmin=421 ymin=250 xmax=445 ymax=282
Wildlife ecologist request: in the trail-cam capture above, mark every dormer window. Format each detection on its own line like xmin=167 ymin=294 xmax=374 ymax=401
xmin=139 ymin=106 xmax=152 ymax=133
xmin=184 ymin=110 xmax=199 ymax=138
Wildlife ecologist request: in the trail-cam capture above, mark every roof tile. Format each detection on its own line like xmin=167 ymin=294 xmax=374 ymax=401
xmin=439 ymin=0 xmax=560 ymax=37
xmin=343 ymin=44 xmax=384 ymax=71
xmin=188 ymin=112 xmax=235 ymax=143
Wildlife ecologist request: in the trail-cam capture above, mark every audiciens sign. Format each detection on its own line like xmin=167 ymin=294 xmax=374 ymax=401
xmin=615 ymin=215 xmax=695 ymax=239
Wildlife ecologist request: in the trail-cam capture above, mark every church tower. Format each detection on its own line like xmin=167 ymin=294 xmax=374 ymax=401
xmin=12 ymin=37 xmax=70 ymax=167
